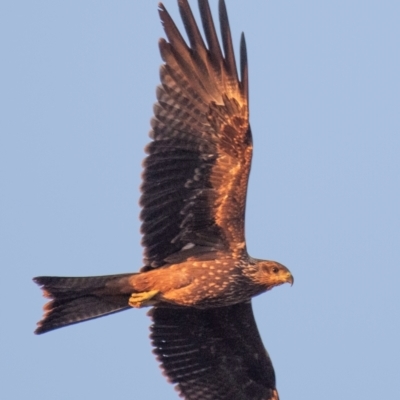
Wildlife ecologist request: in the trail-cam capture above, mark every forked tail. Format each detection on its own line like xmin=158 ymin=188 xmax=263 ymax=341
xmin=34 ymin=274 xmax=133 ymax=334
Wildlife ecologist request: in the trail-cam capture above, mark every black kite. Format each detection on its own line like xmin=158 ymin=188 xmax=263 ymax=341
xmin=34 ymin=1 xmax=293 ymax=399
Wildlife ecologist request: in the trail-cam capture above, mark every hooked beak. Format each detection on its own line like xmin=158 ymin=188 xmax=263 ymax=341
xmin=283 ymin=267 xmax=294 ymax=286
xmin=286 ymin=272 xmax=294 ymax=286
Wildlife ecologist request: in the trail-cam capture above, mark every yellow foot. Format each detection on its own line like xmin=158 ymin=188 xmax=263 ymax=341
xmin=128 ymin=290 xmax=159 ymax=308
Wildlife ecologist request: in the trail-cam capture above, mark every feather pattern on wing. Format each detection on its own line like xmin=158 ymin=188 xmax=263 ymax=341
xmin=140 ymin=0 xmax=252 ymax=268
xmin=149 ymin=302 xmax=279 ymax=400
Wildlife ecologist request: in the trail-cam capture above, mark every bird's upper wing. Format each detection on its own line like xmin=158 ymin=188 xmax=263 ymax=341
xmin=149 ymin=301 xmax=279 ymax=400
xmin=140 ymin=0 xmax=252 ymax=268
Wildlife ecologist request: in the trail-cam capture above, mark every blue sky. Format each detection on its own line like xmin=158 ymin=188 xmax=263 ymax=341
xmin=1 ymin=1 xmax=400 ymax=399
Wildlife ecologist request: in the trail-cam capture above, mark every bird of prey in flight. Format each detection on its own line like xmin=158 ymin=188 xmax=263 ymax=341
xmin=34 ymin=1 xmax=293 ymax=399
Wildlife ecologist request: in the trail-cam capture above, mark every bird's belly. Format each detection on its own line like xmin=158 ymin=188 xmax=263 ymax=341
xmin=158 ymin=277 xmax=262 ymax=308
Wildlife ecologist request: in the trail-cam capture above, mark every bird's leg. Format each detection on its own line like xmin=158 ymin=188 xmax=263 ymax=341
xmin=128 ymin=290 xmax=159 ymax=308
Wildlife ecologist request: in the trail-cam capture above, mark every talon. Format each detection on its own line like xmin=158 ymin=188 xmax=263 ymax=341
xmin=128 ymin=290 xmax=159 ymax=308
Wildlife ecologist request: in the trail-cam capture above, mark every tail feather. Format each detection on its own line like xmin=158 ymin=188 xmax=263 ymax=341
xmin=34 ymin=274 xmax=133 ymax=334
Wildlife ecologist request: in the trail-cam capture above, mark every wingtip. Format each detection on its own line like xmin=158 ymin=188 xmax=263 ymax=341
xmin=158 ymin=2 xmax=167 ymax=21
xmin=240 ymin=32 xmax=248 ymax=101
xmin=218 ymin=0 xmax=228 ymax=26
xmin=218 ymin=0 xmax=226 ymax=12
xmin=218 ymin=0 xmax=239 ymax=82
xmin=240 ymin=32 xmax=246 ymax=46
xmin=240 ymin=32 xmax=247 ymax=66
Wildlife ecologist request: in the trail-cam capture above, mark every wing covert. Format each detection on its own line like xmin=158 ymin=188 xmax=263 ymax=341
xmin=140 ymin=0 xmax=252 ymax=268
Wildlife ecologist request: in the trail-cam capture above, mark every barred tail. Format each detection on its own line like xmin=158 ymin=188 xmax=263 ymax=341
xmin=33 ymin=274 xmax=133 ymax=334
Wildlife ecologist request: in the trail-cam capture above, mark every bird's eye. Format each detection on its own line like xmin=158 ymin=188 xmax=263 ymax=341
xmin=272 ymin=267 xmax=279 ymax=274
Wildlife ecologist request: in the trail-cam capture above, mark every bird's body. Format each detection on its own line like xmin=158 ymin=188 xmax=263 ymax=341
xmin=35 ymin=253 xmax=290 ymax=326
xmin=129 ymin=255 xmax=289 ymax=308
xmin=34 ymin=1 xmax=293 ymax=399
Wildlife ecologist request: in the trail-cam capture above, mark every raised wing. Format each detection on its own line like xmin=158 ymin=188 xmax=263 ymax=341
xmin=150 ymin=302 xmax=279 ymax=400
xmin=140 ymin=0 xmax=252 ymax=268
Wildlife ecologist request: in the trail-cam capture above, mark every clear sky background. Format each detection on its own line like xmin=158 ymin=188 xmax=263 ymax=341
xmin=1 ymin=1 xmax=399 ymax=399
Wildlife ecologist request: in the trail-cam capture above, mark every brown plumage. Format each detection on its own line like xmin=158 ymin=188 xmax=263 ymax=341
xmin=150 ymin=303 xmax=280 ymax=400
xmin=34 ymin=1 xmax=293 ymax=399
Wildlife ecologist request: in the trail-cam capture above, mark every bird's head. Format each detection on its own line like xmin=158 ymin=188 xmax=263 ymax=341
xmin=250 ymin=260 xmax=293 ymax=290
